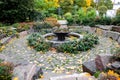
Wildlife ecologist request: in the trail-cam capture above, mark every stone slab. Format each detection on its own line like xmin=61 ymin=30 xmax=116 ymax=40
xmin=112 ymin=26 xmax=120 ymax=32
xmin=19 ymin=31 xmax=28 ymax=37
xmin=105 ymin=31 xmax=120 ymax=41
xmin=96 ymin=28 xmax=103 ymax=36
xmin=95 ymin=54 xmax=112 ymax=71
xmin=111 ymin=61 xmax=120 ymax=69
xmin=82 ymin=60 xmax=96 ymax=75
xmin=13 ymin=64 xmax=42 ymax=80
xmin=96 ymin=25 xmax=113 ymax=30
xmin=117 ymin=36 xmax=120 ymax=44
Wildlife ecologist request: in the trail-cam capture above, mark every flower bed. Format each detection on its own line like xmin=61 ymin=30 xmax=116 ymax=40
xmin=27 ymin=33 xmax=99 ymax=54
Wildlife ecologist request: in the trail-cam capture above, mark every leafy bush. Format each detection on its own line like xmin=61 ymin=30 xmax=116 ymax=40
xmin=95 ymin=16 xmax=112 ymax=25
xmin=82 ymin=9 xmax=97 ymax=26
xmin=29 ymin=10 xmax=44 ymax=21
xmin=116 ymin=8 xmax=120 ymax=16
xmin=64 ymin=12 xmax=73 ymax=25
xmin=12 ymin=23 xmax=30 ymax=32
xmin=57 ymin=34 xmax=99 ymax=54
xmin=98 ymin=5 xmax=108 ymax=17
xmin=27 ymin=33 xmax=51 ymax=52
xmin=0 ymin=27 xmax=18 ymax=37
xmin=86 ymin=7 xmax=94 ymax=12
xmin=33 ymin=22 xmax=53 ymax=32
xmin=77 ymin=8 xmax=86 ymax=25
xmin=0 ymin=62 xmax=14 ymax=80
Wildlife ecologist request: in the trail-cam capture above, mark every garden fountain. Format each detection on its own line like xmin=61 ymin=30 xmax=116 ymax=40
xmin=43 ymin=20 xmax=83 ymax=45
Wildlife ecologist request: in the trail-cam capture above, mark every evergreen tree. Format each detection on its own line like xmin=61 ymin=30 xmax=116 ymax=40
xmin=105 ymin=0 xmax=113 ymax=9
xmin=0 ymin=0 xmax=34 ymax=23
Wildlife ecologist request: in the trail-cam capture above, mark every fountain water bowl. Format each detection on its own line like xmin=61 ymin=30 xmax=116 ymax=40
xmin=43 ymin=32 xmax=83 ymax=46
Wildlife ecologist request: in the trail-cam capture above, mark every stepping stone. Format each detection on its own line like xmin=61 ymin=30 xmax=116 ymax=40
xmin=111 ymin=61 xmax=120 ymax=69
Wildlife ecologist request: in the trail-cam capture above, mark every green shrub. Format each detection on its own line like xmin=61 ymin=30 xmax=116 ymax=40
xmin=33 ymin=22 xmax=53 ymax=32
xmin=82 ymin=9 xmax=97 ymax=26
xmin=98 ymin=5 xmax=108 ymax=17
xmin=86 ymin=7 xmax=94 ymax=12
xmin=77 ymin=8 xmax=86 ymax=25
xmin=94 ymin=16 xmax=112 ymax=25
xmin=0 ymin=62 xmax=14 ymax=80
xmin=58 ymin=34 xmax=99 ymax=54
xmin=64 ymin=12 xmax=73 ymax=25
xmin=111 ymin=48 xmax=120 ymax=61
xmin=0 ymin=27 xmax=18 ymax=37
xmin=111 ymin=15 xmax=120 ymax=26
xmin=116 ymin=8 xmax=120 ymax=16
xmin=27 ymin=33 xmax=51 ymax=52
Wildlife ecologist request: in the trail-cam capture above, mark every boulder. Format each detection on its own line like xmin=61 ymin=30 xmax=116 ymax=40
xmin=117 ymin=36 xmax=120 ymax=44
xmin=111 ymin=61 xmax=120 ymax=69
xmin=13 ymin=64 xmax=43 ymax=80
xmin=50 ymin=73 xmax=96 ymax=80
xmin=19 ymin=31 xmax=28 ymax=37
xmin=105 ymin=31 xmax=120 ymax=41
xmin=81 ymin=26 xmax=93 ymax=34
xmin=96 ymin=28 xmax=104 ymax=36
xmin=96 ymin=25 xmax=113 ymax=30
xmin=95 ymin=54 xmax=112 ymax=71
xmin=102 ymin=30 xmax=108 ymax=37
xmin=82 ymin=60 xmax=97 ymax=75
xmin=112 ymin=26 xmax=120 ymax=33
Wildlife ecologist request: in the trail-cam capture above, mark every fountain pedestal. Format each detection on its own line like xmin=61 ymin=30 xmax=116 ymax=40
xmin=54 ymin=32 xmax=68 ymax=41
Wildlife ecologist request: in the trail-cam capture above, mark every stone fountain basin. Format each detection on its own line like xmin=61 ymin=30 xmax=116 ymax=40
xmin=43 ymin=32 xmax=83 ymax=45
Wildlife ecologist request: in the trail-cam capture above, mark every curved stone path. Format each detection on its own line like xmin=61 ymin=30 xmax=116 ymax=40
xmin=0 ymin=35 xmax=119 ymax=79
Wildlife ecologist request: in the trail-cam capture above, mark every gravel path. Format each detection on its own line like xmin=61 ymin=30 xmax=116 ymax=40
xmin=0 ymin=35 xmax=119 ymax=79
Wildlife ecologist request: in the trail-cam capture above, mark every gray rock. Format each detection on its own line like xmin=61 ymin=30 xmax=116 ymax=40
xmin=50 ymin=75 xmax=76 ymax=80
xmin=117 ymin=36 xmax=120 ymax=44
xmin=95 ymin=54 xmax=112 ymax=71
xmin=82 ymin=60 xmax=96 ymax=75
xmin=111 ymin=61 xmax=120 ymax=69
xmin=102 ymin=30 xmax=108 ymax=37
xmin=19 ymin=31 xmax=28 ymax=37
xmin=77 ymin=76 xmax=96 ymax=80
xmin=96 ymin=25 xmax=113 ymax=30
xmin=112 ymin=26 xmax=120 ymax=32
xmin=1 ymin=35 xmax=16 ymax=44
xmin=105 ymin=31 xmax=120 ymax=41
xmin=0 ymin=34 xmax=6 ymax=40
xmin=81 ymin=26 xmax=93 ymax=34
xmin=13 ymin=64 xmax=42 ymax=80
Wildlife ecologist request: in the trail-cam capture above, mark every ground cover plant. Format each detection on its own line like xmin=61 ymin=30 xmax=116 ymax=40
xmin=58 ymin=34 xmax=99 ymax=54
xmin=27 ymin=32 xmax=99 ymax=54
xmin=27 ymin=33 xmax=51 ymax=52
xmin=0 ymin=60 xmax=14 ymax=80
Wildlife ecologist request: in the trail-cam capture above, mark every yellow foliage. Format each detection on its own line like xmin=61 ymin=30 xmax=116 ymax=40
xmin=107 ymin=70 xmax=120 ymax=79
xmin=86 ymin=0 xmax=91 ymax=7
xmin=39 ymin=74 xmax=44 ymax=79
xmin=85 ymin=73 xmax=91 ymax=77
xmin=0 ymin=45 xmax=5 ymax=51
xmin=118 ymin=78 xmax=120 ymax=80
xmin=13 ymin=77 xmax=19 ymax=80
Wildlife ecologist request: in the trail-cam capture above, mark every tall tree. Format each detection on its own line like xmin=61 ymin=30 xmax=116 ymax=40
xmin=97 ymin=0 xmax=113 ymax=9
xmin=0 ymin=0 xmax=34 ymax=23
xmin=104 ymin=0 xmax=113 ymax=9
